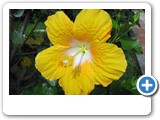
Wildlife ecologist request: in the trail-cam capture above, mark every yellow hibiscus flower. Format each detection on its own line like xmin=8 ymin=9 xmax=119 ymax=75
xmin=35 ymin=9 xmax=127 ymax=95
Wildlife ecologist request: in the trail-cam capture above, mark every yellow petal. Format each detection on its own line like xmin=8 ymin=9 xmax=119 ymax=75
xmin=59 ymin=61 xmax=95 ymax=95
xmin=45 ymin=11 xmax=74 ymax=46
xmin=73 ymin=9 xmax=112 ymax=43
xmin=90 ymin=43 xmax=127 ymax=87
xmin=35 ymin=45 xmax=70 ymax=81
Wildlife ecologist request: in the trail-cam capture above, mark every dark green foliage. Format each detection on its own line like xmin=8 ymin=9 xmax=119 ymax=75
xmin=120 ymin=38 xmax=143 ymax=54
xmin=11 ymin=30 xmax=23 ymax=45
xmin=21 ymin=81 xmax=57 ymax=95
xmin=9 ymin=9 xmax=144 ymax=95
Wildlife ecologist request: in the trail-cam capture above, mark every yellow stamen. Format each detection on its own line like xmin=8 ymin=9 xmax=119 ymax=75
xmin=71 ymin=45 xmax=87 ymax=78
xmin=73 ymin=51 xmax=85 ymax=78
xmin=59 ymin=55 xmax=74 ymax=68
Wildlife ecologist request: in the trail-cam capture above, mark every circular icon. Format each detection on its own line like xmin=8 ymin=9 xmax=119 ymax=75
xmin=137 ymin=75 xmax=158 ymax=96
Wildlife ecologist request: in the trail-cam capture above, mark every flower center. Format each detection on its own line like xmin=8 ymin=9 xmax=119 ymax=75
xmin=70 ymin=44 xmax=89 ymax=67
xmin=72 ymin=45 xmax=87 ymax=77
xmin=59 ymin=45 xmax=87 ymax=67
xmin=59 ymin=43 xmax=91 ymax=77
xmin=73 ymin=45 xmax=87 ymax=57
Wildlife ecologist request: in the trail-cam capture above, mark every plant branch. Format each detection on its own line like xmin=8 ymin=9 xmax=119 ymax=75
xmin=10 ymin=46 xmax=18 ymax=64
xmin=116 ymin=26 xmax=132 ymax=41
xmin=24 ymin=69 xmax=37 ymax=80
xmin=16 ymin=51 xmax=38 ymax=56
xmin=21 ymin=13 xmax=43 ymax=47
xmin=21 ymin=10 xmax=31 ymax=34
xmin=10 ymin=12 xmax=43 ymax=65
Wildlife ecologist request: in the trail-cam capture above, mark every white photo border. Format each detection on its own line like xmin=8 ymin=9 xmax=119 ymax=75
xmin=3 ymin=3 xmax=151 ymax=115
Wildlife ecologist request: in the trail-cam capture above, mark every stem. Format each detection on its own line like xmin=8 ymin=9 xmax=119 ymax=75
xmin=110 ymin=33 xmax=119 ymax=43
xmin=17 ymin=69 xmax=27 ymax=93
xmin=116 ymin=25 xmax=132 ymax=41
xmin=21 ymin=10 xmax=31 ymax=34
xmin=16 ymin=51 xmax=38 ymax=56
xmin=24 ymin=69 xmax=37 ymax=80
xmin=108 ymin=21 xmax=119 ymax=43
xmin=10 ymin=12 xmax=43 ymax=64
xmin=23 ymin=82 xmax=37 ymax=90
xmin=21 ymin=13 xmax=43 ymax=46
xmin=10 ymin=46 xmax=18 ymax=64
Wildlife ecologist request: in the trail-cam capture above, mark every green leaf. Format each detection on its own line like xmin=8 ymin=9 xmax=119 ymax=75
xmin=119 ymin=24 xmax=132 ymax=34
xmin=120 ymin=38 xmax=143 ymax=54
xmin=12 ymin=30 xmax=23 ymax=45
xmin=36 ymin=22 xmax=45 ymax=29
xmin=33 ymin=83 xmax=54 ymax=95
xmin=21 ymin=82 xmax=57 ymax=95
xmin=112 ymin=19 xmax=120 ymax=32
xmin=25 ymin=22 xmax=45 ymax=35
xmin=24 ymin=23 xmax=35 ymax=34
xmin=26 ymin=36 xmax=44 ymax=46
xmin=115 ymin=12 xmax=121 ymax=22
xmin=13 ymin=9 xmax=25 ymax=18
xmin=133 ymin=11 xmax=140 ymax=24
xmin=108 ymin=19 xmax=120 ymax=43
xmin=11 ymin=22 xmax=22 ymax=31
xmin=120 ymin=77 xmax=140 ymax=95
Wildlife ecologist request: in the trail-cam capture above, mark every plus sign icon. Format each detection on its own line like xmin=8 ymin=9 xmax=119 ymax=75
xmin=137 ymin=75 xmax=158 ymax=96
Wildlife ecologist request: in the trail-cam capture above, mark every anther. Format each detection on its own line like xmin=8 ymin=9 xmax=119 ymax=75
xmin=59 ymin=55 xmax=74 ymax=68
